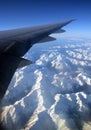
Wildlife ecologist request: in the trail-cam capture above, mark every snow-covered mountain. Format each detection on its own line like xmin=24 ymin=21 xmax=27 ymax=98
xmin=1 ymin=35 xmax=91 ymax=130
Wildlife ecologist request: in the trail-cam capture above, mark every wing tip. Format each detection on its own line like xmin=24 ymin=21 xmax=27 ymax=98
xmin=67 ymin=19 xmax=76 ymax=22
xmin=62 ymin=19 xmax=76 ymax=26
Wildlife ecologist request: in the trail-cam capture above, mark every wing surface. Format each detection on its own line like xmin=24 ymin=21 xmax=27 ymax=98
xmin=0 ymin=19 xmax=73 ymax=99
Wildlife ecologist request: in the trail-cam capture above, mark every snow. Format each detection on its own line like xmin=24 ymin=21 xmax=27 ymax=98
xmin=1 ymin=35 xmax=91 ymax=130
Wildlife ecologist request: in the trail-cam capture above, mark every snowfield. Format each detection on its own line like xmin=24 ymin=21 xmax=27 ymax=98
xmin=1 ymin=35 xmax=91 ymax=130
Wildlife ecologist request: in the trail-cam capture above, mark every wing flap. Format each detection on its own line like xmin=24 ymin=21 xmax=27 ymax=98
xmin=54 ymin=29 xmax=66 ymax=33
xmin=38 ymin=36 xmax=56 ymax=43
xmin=18 ymin=58 xmax=32 ymax=68
xmin=0 ymin=53 xmax=31 ymax=99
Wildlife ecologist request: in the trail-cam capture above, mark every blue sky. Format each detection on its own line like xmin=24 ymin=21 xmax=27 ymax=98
xmin=0 ymin=0 xmax=91 ymax=37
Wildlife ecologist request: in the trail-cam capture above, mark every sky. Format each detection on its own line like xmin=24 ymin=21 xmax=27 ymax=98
xmin=0 ymin=0 xmax=91 ymax=37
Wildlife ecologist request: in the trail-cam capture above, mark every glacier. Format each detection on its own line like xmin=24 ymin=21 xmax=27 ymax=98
xmin=1 ymin=35 xmax=91 ymax=130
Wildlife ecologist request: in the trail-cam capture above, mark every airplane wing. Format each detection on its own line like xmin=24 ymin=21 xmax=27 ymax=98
xmin=0 ymin=19 xmax=73 ymax=100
